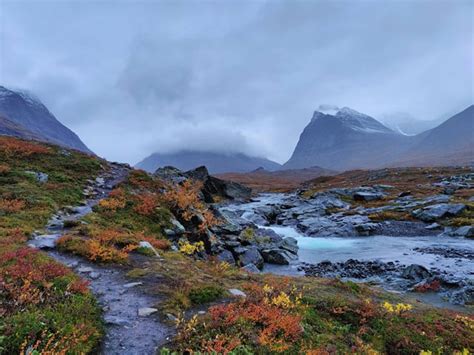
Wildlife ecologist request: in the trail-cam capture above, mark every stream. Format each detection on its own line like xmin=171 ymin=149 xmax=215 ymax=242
xmin=221 ymin=193 xmax=474 ymax=310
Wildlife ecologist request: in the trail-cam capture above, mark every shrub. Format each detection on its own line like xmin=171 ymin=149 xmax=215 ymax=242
xmin=0 ymin=137 xmax=51 ymax=156
xmin=0 ymin=198 xmax=26 ymax=214
xmin=188 ymin=285 xmax=224 ymax=304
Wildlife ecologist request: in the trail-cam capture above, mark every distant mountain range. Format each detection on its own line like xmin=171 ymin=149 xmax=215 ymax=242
xmin=136 ymin=151 xmax=282 ymax=174
xmin=284 ymin=105 xmax=473 ymax=171
xmin=0 ymin=86 xmax=92 ymax=153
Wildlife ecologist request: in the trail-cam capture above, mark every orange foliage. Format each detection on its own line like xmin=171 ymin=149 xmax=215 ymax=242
xmin=98 ymin=196 xmax=126 ymax=212
xmin=133 ymin=193 xmax=158 ymax=215
xmin=0 ymin=198 xmax=26 ymax=213
xmin=164 ymin=179 xmax=220 ymax=231
xmin=19 ymin=323 xmax=98 ymax=355
xmin=0 ymin=163 xmax=10 ymax=174
xmin=164 ymin=179 xmax=204 ymax=221
xmin=0 ymin=136 xmax=51 ymax=156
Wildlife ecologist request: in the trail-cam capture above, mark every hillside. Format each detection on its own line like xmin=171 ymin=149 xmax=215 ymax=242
xmin=136 ymin=150 xmax=282 ymax=174
xmin=216 ymin=166 xmax=336 ymax=192
xmin=0 ymin=86 xmax=92 ymax=153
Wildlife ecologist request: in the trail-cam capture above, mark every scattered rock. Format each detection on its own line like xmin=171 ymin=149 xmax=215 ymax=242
xmin=216 ymin=250 xmax=235 ymax=265
xmin=77 ymin=266 xmax=94 ymax=273
xmin=412 ymin=203 xmax=466 ymax=222
xmin=241 ymin=263 xmax=260 ymax=273
xmin=261 ymin=249 xmax=295 ymax=265
xmin=228 ymin=288 xmax=246 ymax=297
xmin=89 ymin=272 xmax=101 ymax=280
xmin=353 ymin=191 xmax=385 ymax=201
xmin=401 ymin=264 xmax=431 ymax=282
xmin=238 ymin=247 xmax=264 ymax=270
xmin=123 ymin=282 xmax=143 ymax=289
xmin=28 ymin=234 xmax=60 ymax=249
xmin=138 ymin=307 xmax=158 ymax=317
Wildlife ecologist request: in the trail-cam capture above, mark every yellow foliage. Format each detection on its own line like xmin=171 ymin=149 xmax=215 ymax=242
xmin=178 ymin=240 xmax=204 ymax=255
xmin=382 ymin=301 xmax=412 ymax=314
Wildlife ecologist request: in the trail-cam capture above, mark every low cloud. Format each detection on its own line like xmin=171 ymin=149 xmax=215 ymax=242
xmin=1 ymin=0 xmax=472 ymax=164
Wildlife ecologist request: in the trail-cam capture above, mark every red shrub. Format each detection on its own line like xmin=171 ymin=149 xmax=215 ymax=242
xmin=0 ymin=136 xmax=51 ymax=156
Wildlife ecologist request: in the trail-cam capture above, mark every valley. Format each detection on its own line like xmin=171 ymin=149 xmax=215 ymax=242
xmin=1 ymin=136 xmax=472 ymax=354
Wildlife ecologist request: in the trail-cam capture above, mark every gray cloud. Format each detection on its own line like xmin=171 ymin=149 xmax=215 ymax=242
xmin=0 ymin=0 xmax=472 ymax=164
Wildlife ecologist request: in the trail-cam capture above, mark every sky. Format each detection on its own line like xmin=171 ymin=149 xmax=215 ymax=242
xmin=0 ymin=0 xmax=472 ymax=164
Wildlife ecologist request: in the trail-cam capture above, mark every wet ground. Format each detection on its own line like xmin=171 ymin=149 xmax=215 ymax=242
xmin=29 ymin=163 xmax=172 ymax=355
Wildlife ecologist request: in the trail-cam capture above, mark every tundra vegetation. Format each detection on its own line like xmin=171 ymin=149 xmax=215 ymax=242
xmin=0 ymin=137 xmax=473 ymax=354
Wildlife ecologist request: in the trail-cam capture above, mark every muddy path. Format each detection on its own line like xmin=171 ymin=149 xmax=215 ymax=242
xmin=29 ymin=163 xmax=172 ymax=354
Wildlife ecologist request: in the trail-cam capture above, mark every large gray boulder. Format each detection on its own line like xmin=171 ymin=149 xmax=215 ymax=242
xmin=237 ymin=247 xmax=264 ymax=270
xmin=412 ymin=203 xmax=466 ymax=222
xmin=261 ymin=249 xmax=296 ymax=265
xmin=401 ymin=264 xmax=431 ymax=282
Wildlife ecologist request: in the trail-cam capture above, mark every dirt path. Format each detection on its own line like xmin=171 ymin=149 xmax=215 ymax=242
xmin=29 ymin=163 xmax=172 ymax=354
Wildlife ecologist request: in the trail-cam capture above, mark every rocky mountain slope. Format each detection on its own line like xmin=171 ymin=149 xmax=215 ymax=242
xmin=136 ymin=150 xmax=281 ymax=174
xmin=284 ymin=105 xmax=473 ymax=171
xmin=0 ymin=86 xmax=92 ymax=153
xmin=395 ymin=105 xmax=474 ymax=167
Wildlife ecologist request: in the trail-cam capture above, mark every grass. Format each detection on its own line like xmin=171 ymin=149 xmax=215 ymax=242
xmin=0 ymin=137 xmax=104 ymax=353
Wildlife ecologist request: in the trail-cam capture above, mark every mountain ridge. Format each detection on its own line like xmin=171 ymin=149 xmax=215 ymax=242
xmin=0 ymin=85 xmax=92 ymax=154
xmin=136 ymin=150 xmax=282 ymax=174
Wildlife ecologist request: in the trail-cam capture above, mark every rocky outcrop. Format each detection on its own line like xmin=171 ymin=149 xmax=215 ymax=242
xmin=155 ymin=166 xmax=251 ymax=203
xmin=412 ymin=203 xmax=466 ymax=222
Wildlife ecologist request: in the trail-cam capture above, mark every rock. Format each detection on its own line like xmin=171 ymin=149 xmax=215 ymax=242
xmin=138 ymin=307 xmax=158 ymax=317
xmin=398 ymin=191 xmax=411 ymax=197
xmin=138 ymin=241 xmax=160 ymax=257
xmin=238 ymin=247 xmax=264 ymax=269
xmin=155 ymin=166 xmax=251 ymax=202
xmin=123 ymin=282 xmax=143 ymax=289
xmin=353 ymin=191 xmax=385 ymax=201
xmin=187 ymin=166 xmax=252 ymax=202
xmin=95 ymin=177 xmax=105 ymax=186
xmin=104 ymin=316 xmax=130 ymax=326
xmin=425 ymin=223 xmax=441 ymax=230
xmin=89 ymin=272 xmax=101 ymax=280
xmin=216 ymin=250 xmax=236 ymax=265
xmin=412 ymin=203 xmax=466 ymax=222
xmin=25 ymin=171 xmax=49 ymax=183
xmin=355 ymin=222 xmax=379 ymax=236
xmin=228 ymin=288 xmax=246 ymax=297
xmin=77 ymin=266 xmax=94 ymax=273
xmin=261 ymin=249 xmax=295 ymax=265
xmin=280 ymin=237 xmax=299 ymax=255
xmin=453 ymin=226 xmax=474 ymax=238
xmin=166 ymin=313 xmax=178 ymax=322
xmin=165 ymin=218 xmax=186 ymax=236
xmin=401 ymin=264 xmax=431 ymax=281
xmin=28 ymin=234 xmax=60 ymax=249
xmin=241 ymin=263 xmax=260 ymax=273
xmin=448 ymin=286 xmax=474 ymax=305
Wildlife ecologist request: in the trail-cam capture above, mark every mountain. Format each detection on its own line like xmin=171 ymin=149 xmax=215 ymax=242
xmin=380 ymin=112 xmax=446 ymax=135
xmin=393 ymin=105 xmax=474 ymax=167
xmin=136 ymin=151 xmax=282 ymax=174
xmin=0 ymin=86 xmax=92 ymax=153
xmin=284 ymin=106 xmax=474 ymax=171
xmin=283 ymin=107 xmax=409 ymax=171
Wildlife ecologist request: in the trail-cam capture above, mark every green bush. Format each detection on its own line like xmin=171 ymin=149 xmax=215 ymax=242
xmin=188 ymin=285 xmax=224 ymax=304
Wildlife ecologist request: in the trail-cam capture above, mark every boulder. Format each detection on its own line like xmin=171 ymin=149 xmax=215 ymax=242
xmin=261 ymin=249 xmax=295 ymax=265
xmin=28 ymin=234 xmax=60 ymax=249
xmin=241 ymin=263 xmax=260 ymax=273
xmin=413 ymin=203 xmax=466 ymax=222
xmin=228 ymin=288 xmax=246 ymax=297
xmin=238 ymin=247 xmax=264 ymax=269
xmin=280 ymin=237 xmax=299 ymax=255
xmin=401 ymin=264 xmax=431 ymax=281
xmin=216 ymin=250 xmax=236 ymax=265
xmin=353 ymin=191 xmax=385 ymax=202
xmin=138 ymin=307 xmax=158 ymax=317
xmin=453 ymin=225 xmax=474 ymax=238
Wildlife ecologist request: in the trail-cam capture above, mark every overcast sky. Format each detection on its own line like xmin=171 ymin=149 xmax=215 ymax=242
xmin=0 ymin=0 xmax=472 ymax=164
